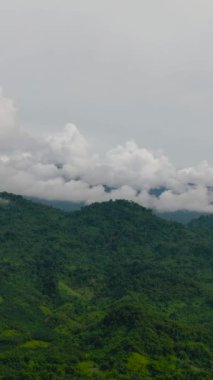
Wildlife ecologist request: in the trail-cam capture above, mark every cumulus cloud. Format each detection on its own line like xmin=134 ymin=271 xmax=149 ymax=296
xmin=1 ymin=90 xmax=213 ymax=212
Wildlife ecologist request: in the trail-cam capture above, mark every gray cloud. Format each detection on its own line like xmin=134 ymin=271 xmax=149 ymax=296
xmin=1 ymin=1 xmax=213 ymax=166
xmin=1 ymin=91 xmax=213 ymax=212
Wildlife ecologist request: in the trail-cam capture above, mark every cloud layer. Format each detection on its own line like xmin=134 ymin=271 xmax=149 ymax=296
xmin=1 ymin=91 xmax=213 ymax=212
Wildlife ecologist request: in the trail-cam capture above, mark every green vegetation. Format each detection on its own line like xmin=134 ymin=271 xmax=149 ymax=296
xmin=0 ymin=192 xmax=212 ymax=379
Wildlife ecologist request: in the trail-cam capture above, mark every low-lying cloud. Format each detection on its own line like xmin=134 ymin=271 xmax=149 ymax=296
xmin=1 ymin=90 xmax=213 ymax=212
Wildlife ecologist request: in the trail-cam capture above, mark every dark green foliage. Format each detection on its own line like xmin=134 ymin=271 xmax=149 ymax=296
xmin=0 ymin=193 xmax=212 ymax=379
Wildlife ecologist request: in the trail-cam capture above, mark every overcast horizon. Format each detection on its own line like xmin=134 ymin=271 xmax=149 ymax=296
xmin=1 ymin=1 xmax=213 ymax=211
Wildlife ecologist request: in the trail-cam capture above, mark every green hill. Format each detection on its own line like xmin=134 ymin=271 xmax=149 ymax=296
xmin=0 ymin=193 xmax=212 ymax=379
xmin=25 ymin=196 xmax=211 ymax=224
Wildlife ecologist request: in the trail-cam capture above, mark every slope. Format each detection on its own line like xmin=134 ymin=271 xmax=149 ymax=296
xmin=0 ymin=193 xmax=212 ymax=379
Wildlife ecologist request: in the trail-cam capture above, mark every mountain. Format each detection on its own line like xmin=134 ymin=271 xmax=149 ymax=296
xmin=25 ymin=196 xmax=83 ymax=212
xmin=156 ymin=210 xmax=210 ymax=224
xmin=0 ymin=192 xmax=212 ymax=379
xmin=25 ymin=196 xmax=210 ymax=223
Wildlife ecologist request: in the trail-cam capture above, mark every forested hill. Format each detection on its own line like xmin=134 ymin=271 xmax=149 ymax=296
xmin=0 ymin=192 xmax=212 ymax=379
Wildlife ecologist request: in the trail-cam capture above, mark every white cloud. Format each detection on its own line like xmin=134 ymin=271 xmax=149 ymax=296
xmin=1 ymin=91 xmax=213 ymax=212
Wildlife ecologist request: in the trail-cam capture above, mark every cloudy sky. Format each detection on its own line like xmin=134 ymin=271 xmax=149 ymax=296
xmin=1 ymin=0 xmax=213 ymax=211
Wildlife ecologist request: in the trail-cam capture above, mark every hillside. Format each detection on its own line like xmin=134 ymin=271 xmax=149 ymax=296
xmin=25 ymin=196 xmax=210 ymax=223
xmin=0 ymin=193 xmax=212 ymax=379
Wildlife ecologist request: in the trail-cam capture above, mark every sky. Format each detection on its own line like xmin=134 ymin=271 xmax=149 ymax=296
xmin=1 ymin=0 xmax=213 ymax=211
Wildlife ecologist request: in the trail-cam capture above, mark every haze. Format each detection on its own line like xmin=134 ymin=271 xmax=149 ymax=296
xmin=1 ymin=1 xmax=213 ymax=210
xmin=1 ymin=1 xmax=213 ymax=164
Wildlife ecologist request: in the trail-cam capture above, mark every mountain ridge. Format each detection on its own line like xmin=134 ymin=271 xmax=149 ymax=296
xmin=0 ymin=192 xmax=212 ymax=379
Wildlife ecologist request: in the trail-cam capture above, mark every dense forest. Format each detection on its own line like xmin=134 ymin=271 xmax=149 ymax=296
xmin=0 ymin=192 xmax=212 ymax=379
